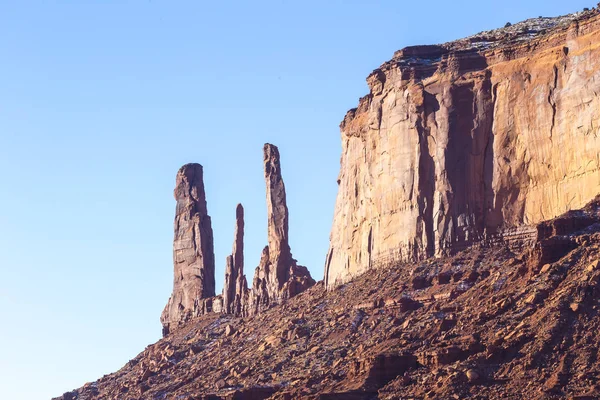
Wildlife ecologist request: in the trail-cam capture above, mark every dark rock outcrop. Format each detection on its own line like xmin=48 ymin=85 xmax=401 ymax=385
xmin=161 ymin=163 xmax=216 ymax=335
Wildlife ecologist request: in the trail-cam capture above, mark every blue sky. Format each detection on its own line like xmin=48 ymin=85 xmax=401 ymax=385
xmin=0 ymin=1 xmax=592 ymax=399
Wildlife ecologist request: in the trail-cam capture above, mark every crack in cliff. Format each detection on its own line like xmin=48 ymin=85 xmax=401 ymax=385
xmin=416 ymin=88 xmax=437 ymax=257
xmin=548 ymin=65 xmax=559 ymax=140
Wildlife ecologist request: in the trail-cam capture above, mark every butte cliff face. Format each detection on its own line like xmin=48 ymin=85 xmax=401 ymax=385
xmin=325 ymin=11 xmax=600 ymax=288
xmin=54 ymin=9 xmax=600 ymax=400
xmin=161 ymin=164 xmax=216 ymax=333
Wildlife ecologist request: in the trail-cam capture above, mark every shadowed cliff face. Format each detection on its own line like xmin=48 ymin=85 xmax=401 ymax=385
xmin=326 ymin=11 xmax=600 ymax=288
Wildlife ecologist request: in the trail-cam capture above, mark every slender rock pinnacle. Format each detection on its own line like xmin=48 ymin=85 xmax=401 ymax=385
xmin=249 ymin=144 xmax=315 ymax=314
xmin=223 ymin=204 xmax=246 ymax=315
xmin=161 ymin=163 xmax=216 ymax=335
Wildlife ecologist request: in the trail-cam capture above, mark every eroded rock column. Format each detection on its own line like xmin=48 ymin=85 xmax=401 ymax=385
xmin=249 ymin=144 xmax=315 ymax=314
xmin=161 ymin=163 xmax=216 ymax=335
xmin=223 ymin=204 xmax=247 ymax=315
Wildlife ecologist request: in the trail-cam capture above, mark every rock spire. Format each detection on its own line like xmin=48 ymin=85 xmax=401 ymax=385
xmin=249 ymin=144 xmax=315 ymax=314
xmin=223 ymin=204 xmax=247 ymax=315
xmin=161 ymin=144 xmax=315 ymax=333
xmin=161 ymin=163 xmax=216 ymax=335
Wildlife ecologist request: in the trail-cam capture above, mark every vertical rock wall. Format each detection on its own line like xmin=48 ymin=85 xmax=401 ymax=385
xmin=325 ymin=13 xmax=600 ymax=288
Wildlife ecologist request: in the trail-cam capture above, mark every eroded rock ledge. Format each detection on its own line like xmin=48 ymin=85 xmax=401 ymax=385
xmin=161 ymin=144 xmax=315 ymax=335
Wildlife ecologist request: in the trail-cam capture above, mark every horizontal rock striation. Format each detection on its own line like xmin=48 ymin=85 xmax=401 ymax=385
xmin=325 ymin=10 xmax=600 ymax=288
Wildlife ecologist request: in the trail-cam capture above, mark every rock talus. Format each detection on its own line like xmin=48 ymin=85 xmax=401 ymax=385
xmin=326 ymin=11 xmax=600 ymax=288
xmin=161 ymin=163 xmax=216 ymax=334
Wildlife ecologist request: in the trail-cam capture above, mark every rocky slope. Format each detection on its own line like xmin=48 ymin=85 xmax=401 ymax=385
xmin=56 ymin=197 xmax=600 ymax=399
xmin=325 ymin=8 xmax=600 ymax=288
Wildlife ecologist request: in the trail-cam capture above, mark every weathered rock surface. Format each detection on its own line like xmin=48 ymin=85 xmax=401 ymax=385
xmin=161 ymin=163 xmax=216 ymax=335
xmin=249 ymin=144 xmax=315 ymax=314
xmin=326 ymin=9 xmax=600 ymax=288
xmin=223 ymin=204 xmax=247 ymax=315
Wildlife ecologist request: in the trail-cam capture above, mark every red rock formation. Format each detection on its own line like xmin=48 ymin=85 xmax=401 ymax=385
xmin=249 ymin=144 xmax=315 ymax=314
xmin=223 ymin=204 xmax=247 ymax=315
xmin=164 ymin=146 xmax=314 ymax=325
xmin=161 ymin=163 xmax=216 ymax=335
xmin=54 ymin=9 xmax=600 ymax=400
xmin=326 ymin=10 xmax=600 ymax=288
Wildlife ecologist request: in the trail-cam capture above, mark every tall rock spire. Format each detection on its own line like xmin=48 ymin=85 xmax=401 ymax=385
xmin=223 ymin=204 xmax=247 ymax=315
xmin=161 ymin=163 xmax=216 ymax=335
xmin=249 ymin=144 xmax=315 ymax=314
xmin=264 ymin=144 xmax=293 ymax=286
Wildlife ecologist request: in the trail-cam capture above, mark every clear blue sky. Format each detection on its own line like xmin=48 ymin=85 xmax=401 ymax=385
xmin=0 ymin=1 xmax=592 ymax=399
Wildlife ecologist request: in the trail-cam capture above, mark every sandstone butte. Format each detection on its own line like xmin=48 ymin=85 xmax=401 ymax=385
xmin=54 ymin=7 xmax=600 ymax=400
xmin=325 ymin=9 xmax=600 ymax=288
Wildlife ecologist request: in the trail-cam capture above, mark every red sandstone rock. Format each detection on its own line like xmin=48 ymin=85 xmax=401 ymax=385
xmin=248 ymin=144 xmax=315 ymax=314
xmin=223 ymin=204 xmax=247 ymax=315
xmin=325 ymin=9 xmax=600 ymax=288
xmin=161 ymin=163 xmax=216 ymax=335
xmin=55 ymin=197 xmax=600 ymax=399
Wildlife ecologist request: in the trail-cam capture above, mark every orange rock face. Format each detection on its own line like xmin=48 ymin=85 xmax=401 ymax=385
xmin=325 ymin=11 xmax=600 ymax=288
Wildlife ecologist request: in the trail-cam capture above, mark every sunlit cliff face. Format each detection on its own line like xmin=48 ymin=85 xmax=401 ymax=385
xmin=326 ymin=12 xmax=600 ymax=288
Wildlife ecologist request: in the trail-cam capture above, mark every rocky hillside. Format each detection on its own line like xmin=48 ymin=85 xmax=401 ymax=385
xmin=56 ymin=197 xmax=600 ymax=399
xmin=325 ymin=7 xmax=600 ymax=288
